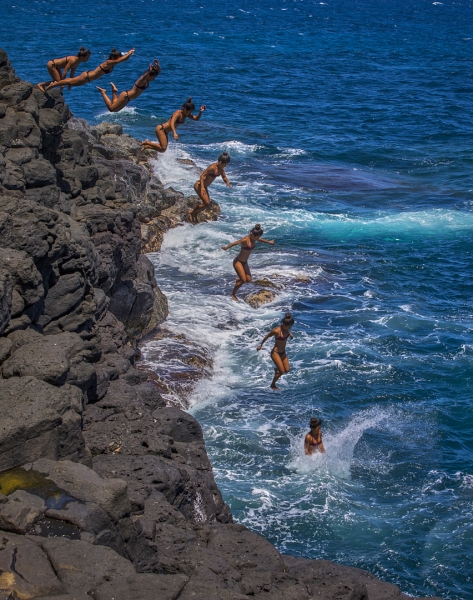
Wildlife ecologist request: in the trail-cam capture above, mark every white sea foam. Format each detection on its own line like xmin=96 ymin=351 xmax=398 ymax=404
xmin=288 ymin=407 xmax=395 ymax=479
xmin=95 ymin=105 xmax=138 ymax=120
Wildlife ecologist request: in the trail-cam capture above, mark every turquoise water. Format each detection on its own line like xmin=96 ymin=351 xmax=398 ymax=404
xmin=3 ymin=1 xmax=473 ymax=597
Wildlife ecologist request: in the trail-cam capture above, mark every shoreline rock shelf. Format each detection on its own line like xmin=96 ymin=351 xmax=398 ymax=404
xmin=0 ymin=48 xmax=441 ymax=599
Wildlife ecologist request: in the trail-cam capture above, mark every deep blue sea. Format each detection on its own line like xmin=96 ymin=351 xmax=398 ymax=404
xmin=3 ymin=0 xmax=473 ymax=597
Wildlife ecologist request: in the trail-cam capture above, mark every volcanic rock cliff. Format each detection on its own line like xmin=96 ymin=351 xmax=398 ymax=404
xmin=0 ymin=49 xmax=441 ymax=600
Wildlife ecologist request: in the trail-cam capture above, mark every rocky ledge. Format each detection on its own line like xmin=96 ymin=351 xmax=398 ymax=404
xmin=0 ymin=49 xmax=441 ymax=599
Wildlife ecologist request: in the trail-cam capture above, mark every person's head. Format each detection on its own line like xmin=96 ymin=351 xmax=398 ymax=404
xmin=109 ymin=48 xmax=122 ymax=60
xmin=218 ymin=151 xmax=230 ymax=166
xmin=281 ymin=312 xmax=294 ymax=329
xmin=310 ymin=417 xmax=322 ymax=431
xmin=250 ymin=224 xmax=263 ymax=239
xmin=182 ymin=97 xmax=195 ymax=114
xmin=77 ymin=47 xmax=91 ymax=62
xmin=148 ymin=59 xmax=160 ymax=78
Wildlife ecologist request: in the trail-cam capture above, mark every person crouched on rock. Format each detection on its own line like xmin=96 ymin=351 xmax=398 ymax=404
xmin=38 ymin=47 xmax=91 ymax=92
xmin=257 ymin=312 xmax=294 ymax=390
xmin=96 ymin=59 xmax=161 ymax=112
xmin=189 ymin=152 xmax=232 ymax=224
xmin=304 ymin=418 xmax=325 ymax=455
xmin=221 ymin=224 xmax=274 ymax=302
xmin=140 ymin=97 xmax=206 ymax=153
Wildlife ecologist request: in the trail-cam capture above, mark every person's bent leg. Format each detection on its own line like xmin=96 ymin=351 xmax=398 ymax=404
xmin=96 ymin=87 xmax=113 ymax=110
xmin=111 ymin=83 xmax=118 ymax=102
xmin=141 ymin=126 xmax=168 ymax=153
xmin=190 ymin=183 xmax=211 ymax=222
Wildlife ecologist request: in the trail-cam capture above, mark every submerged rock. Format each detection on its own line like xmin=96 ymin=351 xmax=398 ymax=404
xmin=245 ymin=288 xmax=277 ymax=308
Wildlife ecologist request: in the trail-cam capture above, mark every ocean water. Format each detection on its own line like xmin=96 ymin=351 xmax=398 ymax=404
xmin=3 ymin=0 xmax=473 ymax=597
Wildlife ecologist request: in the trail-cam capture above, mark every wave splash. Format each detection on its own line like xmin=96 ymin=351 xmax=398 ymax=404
xmin=289 ymin=407 xmax=395 ymax=480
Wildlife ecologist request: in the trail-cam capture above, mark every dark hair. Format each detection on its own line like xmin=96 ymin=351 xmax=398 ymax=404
xmin=182 ymin=97 xmax=195 ymax=111
xmin=109 ymin=48 xmax=122 ymax=60
xmin=148 ymin=60 xmax=160 ymax=77
xmin=310 ymin=418 xmax=322 ymax=428
xmin=250 ymin=224 xmax=263 ymax=237
xmin=282 ymin=312 xmax=294 ymax=327
xmin=218 ymin=151 xmax=230 ymax=164
xmin=77 ymin=47 xmax=91 ymax=58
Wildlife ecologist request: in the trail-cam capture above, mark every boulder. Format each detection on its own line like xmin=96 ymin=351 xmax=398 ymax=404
xmin=0 ymin=531 xmax=64 ymax=598
xmin=0 ymin=376 xmax=88 ymax=471
xmin=2 ymin=332 xmax=85 ymax=386
xmin=39 ymin=537 xmax=136 ymax=593
xmin=0 ymin=248 xmax=43 ymax=307
xmin=0 ymin=489 xmax=46 ymax=533
xmin=245 ymin=288 xmax=277 ymax=308
xmin=30 ymin=458 xmax=131 ymax=522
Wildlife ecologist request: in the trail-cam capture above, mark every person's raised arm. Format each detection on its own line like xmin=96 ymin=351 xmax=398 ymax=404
xmin=108 ymin=49 xmax=135 ymax=66
xmin=257 ymin=328 xmax=277 ymax=351
xmin=221 ymin=237 xmax=246 ymax=251
xmin=259 ymin=238 xmax=275 ymax=245
xmin=189 ymin=105 xmax=206 ymax=121
xmin=221 ymin=168 xmax=232 ymax=188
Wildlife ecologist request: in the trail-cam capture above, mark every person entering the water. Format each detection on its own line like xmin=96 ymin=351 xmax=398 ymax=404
xmin=45 ymin=48 xmax=135 ymax=91
xmin=141 ymin=97 xmax=206 ymax=153
xmin=96 ymin=59 xmax=160 ymax=112
xmin=304 ymin=418 xmax=325 ymax=455
xmin=257 ymin=313 xmax=294 ymax=390
xmin=38 ymin=47 xmax=91 ymax=92
xmin=189 ymin=152 xmax=232 ymax=223
xmin=221 ymin=224 xmax=274 ymax=301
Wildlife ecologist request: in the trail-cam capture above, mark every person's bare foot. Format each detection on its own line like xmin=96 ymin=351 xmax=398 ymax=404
xmin=140 ymin=140 xmax=152 ymax=152
xmin=96 ymin=86 xmax=106 ymax=93
xmin=231 ymin=294 xmax=239 ymax=302
xmin=110 ymin=82 xmax=118 ymax=93
xmin=38 ymin=83 xmax=46 ymax=93
xmin=270 ymin=384 xmax=280 ymax=390
xmin=188 ymin=209 xmax=196 ymax=223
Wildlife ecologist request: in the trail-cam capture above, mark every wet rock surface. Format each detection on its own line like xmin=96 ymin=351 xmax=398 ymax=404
xmin=0 ymin=50 xmax=442 ymax=599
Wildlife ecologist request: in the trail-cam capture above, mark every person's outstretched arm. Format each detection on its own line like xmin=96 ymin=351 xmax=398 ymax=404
xmin=189 ymin=105 xmax=206 ymax=121
xmin=258 ymin=238 xmax=275 ymax=245
xmin=107 ymin=49 xmax=135 ymax=66
xmin=222 ymin=238 xmax=246 ymax=251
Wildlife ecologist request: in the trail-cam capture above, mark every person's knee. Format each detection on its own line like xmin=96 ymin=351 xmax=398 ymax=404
xmin=285 ymin=366 xmax=290 ymax=374
xmin=246 ymin=275 xmax=252 ymax=283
